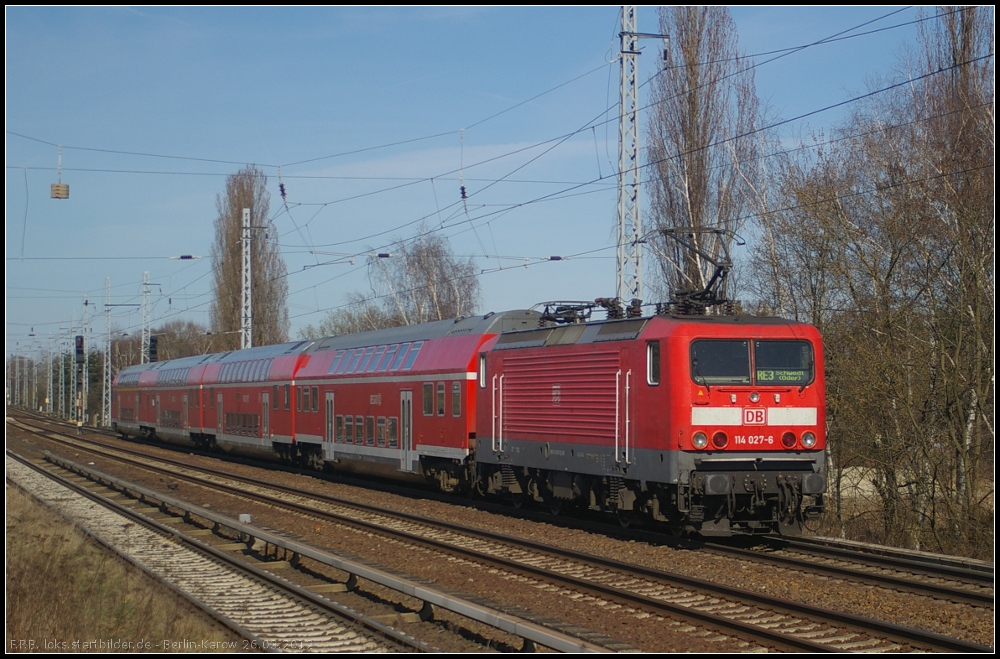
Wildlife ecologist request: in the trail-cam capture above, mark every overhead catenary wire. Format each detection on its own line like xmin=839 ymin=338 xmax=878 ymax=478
xmin=9 ymin=8 xmax=987 ymax=340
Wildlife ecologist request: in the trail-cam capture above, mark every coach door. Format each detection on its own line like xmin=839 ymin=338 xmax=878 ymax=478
xmin=262 ymin=392 xmax=270 ymax=439
xmin=217 ymin=392 xmax=224 ymax=435
xmin=325 ymin=392 xmax=335 ymax=462
xmin=400 ymin=390 xmax=413 ymax=472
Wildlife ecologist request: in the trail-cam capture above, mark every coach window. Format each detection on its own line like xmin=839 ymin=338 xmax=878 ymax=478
xmin=403 ymin=342 xmax=423 ymax=370
xmin=356 ymin=415 xmax=366 ymax=444
xmin=378 ymin=345 xmax=398 ymax=371
xmin=345 ymin=416 xmax=354 ymax=444
xmin=328 ymin=350 xmax=344 ymax=375
xmin=284 ymin=384 xmax=291 ymax=410
xmin=365 ymin=416 xmax=375 ymax=446
xmin=437 ymin=382 xmax=446 ymax=416
xmin=336 ymin=349 xmax=354 ymax=375
xmin=311 ymin=387 xmax=319 ymax=412
xmin=296 ymin=387 xmax=302 ymax=412
xmin=273 ymin=385 xmax=279 ymax=409
xmin=422 ymin=383 xmax=434 ymax=416
xmin=388 ymin=417 xmax=399 ymax=448
xmin=367 ymin=346 xmax=386 ymax=373
xmin=335 ymin=415 xmax=344 ymax=443
xmin=377 ymin=417 xmax=387 ymax=447
xmin=302 ymin=386 xmax=310 ymax=412
xmin=390 ymin=343 xmax=410 ymax=370
xmin=647 ymin=341 xmax=661 ymax=386
xmin=357 ymin=346 xmax=376 ymax=372
xmin=452 ymin=382 xmax=461 ymax=417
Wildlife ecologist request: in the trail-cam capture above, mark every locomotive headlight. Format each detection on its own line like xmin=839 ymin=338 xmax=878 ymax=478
xmin=802 ymin=432 xmax=817 ymax=448
xmin=692 ymin=432 xmax=708 ymax=449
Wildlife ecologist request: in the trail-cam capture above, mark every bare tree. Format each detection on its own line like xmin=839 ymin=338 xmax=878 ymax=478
xmin=749 ymin=6 xmax=993 ymax=557
xmin=300 ymin=231 xmax=481 ymax=338
xmin=645 ymin=6 xmax=764 ymax=307
xmin=209 ymin=165 xmax=289 ymax=349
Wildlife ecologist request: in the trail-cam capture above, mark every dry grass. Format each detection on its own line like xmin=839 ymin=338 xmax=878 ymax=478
xmin=5 ymin=486 xmax=245 ymax=653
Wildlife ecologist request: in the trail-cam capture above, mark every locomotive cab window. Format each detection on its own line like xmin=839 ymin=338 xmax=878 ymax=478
xmin=690 ymin=340 xmax=750 ymax=385
xmin=647 ymin=341 xmax=660 ymax=386
xmin=754 ymin=340 xmax=814 ymax=385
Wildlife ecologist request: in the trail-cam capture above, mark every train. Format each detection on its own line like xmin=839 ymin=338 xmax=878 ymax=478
xmin=111 ymin=299 xmax=826 ymax=537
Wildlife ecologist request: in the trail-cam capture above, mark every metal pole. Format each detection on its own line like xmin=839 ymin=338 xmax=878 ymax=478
xmin=616 ymin=5 xmax=642 ymax=305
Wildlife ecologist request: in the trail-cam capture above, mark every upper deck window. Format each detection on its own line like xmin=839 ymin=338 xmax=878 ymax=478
xmin=402 ymin=342 xmax=423 ymax=370
xmin=754 ymin=340 xmax=814 ymax=385
xmin=690 ymin=340 xmax=750 ymax=385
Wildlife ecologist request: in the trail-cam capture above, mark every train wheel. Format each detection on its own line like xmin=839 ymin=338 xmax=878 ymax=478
xmin=616 ymin=510 xmax=633 ymax=529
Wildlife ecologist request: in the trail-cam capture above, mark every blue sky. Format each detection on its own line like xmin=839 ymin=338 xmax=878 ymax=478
xmin=6 ymin=6 xmax=926 ymax=358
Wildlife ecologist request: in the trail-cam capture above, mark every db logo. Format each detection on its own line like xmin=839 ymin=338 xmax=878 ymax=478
xmin=743 ymin=408 xmax=766 ymax=425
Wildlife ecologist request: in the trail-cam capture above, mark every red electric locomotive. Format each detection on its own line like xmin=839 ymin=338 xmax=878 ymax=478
xmin=473 ymin=309 xmax=826 ymax=536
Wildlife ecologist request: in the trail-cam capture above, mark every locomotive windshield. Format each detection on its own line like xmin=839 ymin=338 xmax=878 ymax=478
xmin=691 ymin=340 xmax=751 ymax=385
xmin=754 ymin=340 xmax=813 ymax=385
xmin=691 ymin=339 xmax=814 ymax=386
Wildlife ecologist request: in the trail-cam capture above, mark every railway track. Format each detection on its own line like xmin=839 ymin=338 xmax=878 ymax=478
xmin=6 ymin=453 xmax=424 ymax=653
xmin=10 ymin=417 xmax=992 ymax=654
xmin=17 ymin=412 xmax=994 ymax=611
xmin=6 ymin=436 xmax=626 ymax=653
xmin=704 ymin=536 xmax=993 ymax=609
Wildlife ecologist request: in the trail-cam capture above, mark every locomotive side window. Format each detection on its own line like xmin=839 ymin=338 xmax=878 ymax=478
xmin=647 ymin=341 xmax=660 ymax=385
xmin=452 ymin=382 xmax=461 ymax=417
xmin=423 ymin=383 xmax=434 ymax=416
xmin=754 ymin=341 xmax=814 ymax=385
xmin=690 ymin=340 xmax=751 ymax=385
xmin=479 ymin=354 xmax=486 ymax=388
